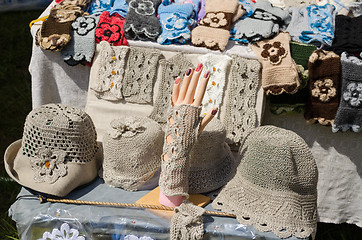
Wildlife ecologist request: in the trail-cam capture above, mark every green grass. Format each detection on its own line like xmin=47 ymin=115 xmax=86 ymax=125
xmin=0 ymin=9 xmax=361 ymax=240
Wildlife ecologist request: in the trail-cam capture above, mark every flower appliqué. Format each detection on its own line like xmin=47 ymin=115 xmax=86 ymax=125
xmin=30 ymin=148 xmax=67 ymax=184
xmin=95 ymin=22 xmax=122 ymax=43
xmin=129 ymin=0 xmax=155 ymax=16
xmin=343 ymin=82 xmax=362 ymax=107
xmin=72 ymin=16 xmax=96 ymax=36
xmin=311 ymin=78 xmax=337 ymax=102
xmin=163 ymin=13 xmax=188 ymax=31
xmin=200 ymin=12 xmax=228 ymax=28
xmin=260 ymin=41 xmax=287 ymax=65
xmin=108 ymin=118 xmax=145 ymax=139
xmin=39 ymin=223 xmax=85 ymax=240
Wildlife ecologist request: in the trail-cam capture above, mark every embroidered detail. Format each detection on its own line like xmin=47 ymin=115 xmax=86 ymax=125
xmin=311 ymin=78 xmax=337 ymax=102
xmin=30 ymin=148 xmax=67 ymax=184
xmin=164 ymin=13 xmax=188 ymax=31
xmin=128 ymin=0 xmax=155 ymax=16
xmin=260 ymin=41 xmax=287 ymax=65
xmin=200 ymin=12 xmax=228 ymax=28
xmin=39 ymin=223 xmax=85 ymax=240
xmin=108 ymin=118 xmax=145 ymax=138
xmin=72 ymin=16 xmax=97 ymax=36
xmin=96 ymin=22 xmax=122 ymax=43
xmin=343 ymin=82 xmax=362 ymax=107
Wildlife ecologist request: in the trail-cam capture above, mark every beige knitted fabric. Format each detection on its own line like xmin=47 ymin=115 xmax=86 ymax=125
xmin=188 ymin=118 xmax=235 ymax=194
xmin=251 ymin=32 xmax=300 ymax=95
xmin=102 ymin=116 xmax=163 ymax=191
xmin=224 ymin=55 xmax=261 ymax=145
xmin=170 ymin=200 xmax=205 ymax=240
xmin=149 ymin=54 xmax=194 ymax=123
xmin=212 ymin=125 xmax=318 ymax=239
xmin=159 ymin=104 xmax=202 ymax=197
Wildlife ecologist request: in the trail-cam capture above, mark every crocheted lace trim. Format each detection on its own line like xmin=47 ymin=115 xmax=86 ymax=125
xmin=224 ymin=56 xmax=261 ymax=145
xmin=149 ymin=53 xmax=194 ymax=123
xmin=123 ymin=46 xmax=163 ymax=103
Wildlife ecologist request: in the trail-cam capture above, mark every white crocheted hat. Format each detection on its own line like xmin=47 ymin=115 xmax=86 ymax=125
xmin=101 ymin=116 xmax=164 ymax=191
xmin=4 ymin=104 xmax=101 ymax=197
xmin=188 ymin=118 xmax=236 ymax=194
xmin=212 ymin=125 xmax=318 ymax=239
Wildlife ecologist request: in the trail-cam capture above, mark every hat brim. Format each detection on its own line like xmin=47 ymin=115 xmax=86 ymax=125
xmin=4 ymin=140 xmax=102 ymax=197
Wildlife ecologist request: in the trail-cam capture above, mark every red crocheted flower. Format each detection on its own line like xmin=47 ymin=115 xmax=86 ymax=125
xmin=96 ymin=23 xmax=121 ymax=43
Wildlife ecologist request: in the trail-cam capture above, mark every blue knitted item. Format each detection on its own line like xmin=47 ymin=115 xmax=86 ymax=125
xmin=87 ymin=0 xmax=115 ymax=16
xmin=109 ymin=0 xmax=129 ymax=18
xmin=174 ymin=0 xmax=200 ymax=28
xmin=157 ymin=2 xmax=194 ymax=45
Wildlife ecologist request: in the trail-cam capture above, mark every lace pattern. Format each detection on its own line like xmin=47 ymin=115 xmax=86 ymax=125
xmin=224 ymin=55 xmax=261 ymax=145
xmin=149 ymin=53 xmax=194 ymax=123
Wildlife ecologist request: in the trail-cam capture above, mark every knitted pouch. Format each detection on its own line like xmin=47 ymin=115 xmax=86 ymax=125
xmin=332 ymin=52 xmax=362 ymax=133
xmin=95 ymin=11 xmax=128 ymax=46
xmin=304 ymin=49 xmax=341 ymax=125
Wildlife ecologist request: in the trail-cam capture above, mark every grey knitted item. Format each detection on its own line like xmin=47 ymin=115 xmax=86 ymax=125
xmin=159 ymin=104 xmax=201 ymax=197
xmin=149 ymin=54 xmax=194 ymax=124
xmin=285 ymin=7 xmax=309 ymax=43
xmin=332 ymin=52 xmax=362 ymax=133
xmin=124 ymin=0 xmax=162 ymax=40
xmin=170 ymin=200 xmax=205 ymax=240
xmin=350 ymin=2 xmax=362 ymax=17
xmin=61 ymin=15 xmax=99 ymax=66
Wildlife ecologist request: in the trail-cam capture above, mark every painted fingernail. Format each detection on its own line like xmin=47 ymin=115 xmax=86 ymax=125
xmin=175 ymin=77 xmax=181 ymax=84
xmin=204 ymin=70 xmax=210 ymax=78
xmin=211 ymin=108 xmax=218 ymax=115
xmin=196 ymin=63 xmax=203 ymax=72
xmin=185 ymin=68 xmax=192 ymax=76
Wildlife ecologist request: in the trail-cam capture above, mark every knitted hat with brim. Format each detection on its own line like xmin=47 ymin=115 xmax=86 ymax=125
xmin=4 ymin=104 xmax=101 ymax=197
xmin=212 ymin=125 xmax=318 ymax=239
xmin=188 ymin=118 xmax=235 ymax=194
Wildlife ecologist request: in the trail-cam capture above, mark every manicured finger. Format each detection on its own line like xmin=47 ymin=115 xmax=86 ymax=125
xmin=198 ymin=107 xmax=218 ymax=136
xmin=171 ymin=77 xmax=181 ymax=105
xmin=177 ymin=68 xmax=193 ymax=103
xmin=193 ymin=70 xmax=210 ymax=106
xmin=185 ymin=63 xmax=203 ymax=104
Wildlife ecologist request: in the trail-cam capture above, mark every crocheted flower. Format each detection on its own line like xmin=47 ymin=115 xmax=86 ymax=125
xmin=37 ymin=34 xmax=70 ymax=51
xmin=39 ymin=223 xmax=85 ymax=240
xmin=260 ymin=41 xmax=287 ymax=65
xmin=108 ymin=118 xmax=145 ymax=138
xmin=311 ymin=78 xmax=337 ymax=102
xmin=253 ymin=9 xmax=279 ymax=22
xmin=163 ymin=13 xmax=188 ymax=31
xmin=343 ymin=82 xmax=362 ymax=107
xmin=200 ymin=12 xmax=228 ymax=28
xmin=95 ymin=22 xmax=121 ymax=43
xmin=30 ymin=148 xmax=67 ymax=184
xmin=72 ymin=16 xmax=96 ymax=36
xmin=129 ymin=0 xmax=155 ymax=16
xmin=52 ymin=5 xmax=83 ymax=23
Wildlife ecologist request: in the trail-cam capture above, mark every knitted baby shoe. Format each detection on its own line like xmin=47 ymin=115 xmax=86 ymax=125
xmin=251 ymin=32 xmax=300 ymax=95
xmin=109 ymin=0 xmax=129 ymax=18
xmin=191 ymin=0 xmax=244 ymax=51
xmin=305 ymin=49 xmax=340 ymax=126
xmin=157 ymin=1 xmax=194 ymax=45
xmin=87 ymin=0 xmax=114 ymax=16
xmin=123 ymin=0 xmax=162 ymax=41
xmin=332 ymin=52 xmax=362 ymax=133
xmin=61 ymin=15 xmax=99 ymax=65
xmin=95 ymin=11 xmax=128 ymax=46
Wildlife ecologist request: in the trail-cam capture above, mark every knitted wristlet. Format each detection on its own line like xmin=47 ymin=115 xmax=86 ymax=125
xmin=95 ymin=11 xmax=128 ymax=46
xmin=159 ymin=104 xmax=201 ymax=197
xmin=332 ymin=52 xmax=362 ymax=133
xmin=109 ymin=0 xmax=129 ymax=18
xmin=123 ymin=0 xmax=162 ymax=40
xmin=305 ymin=50 xmax=340 ymax=125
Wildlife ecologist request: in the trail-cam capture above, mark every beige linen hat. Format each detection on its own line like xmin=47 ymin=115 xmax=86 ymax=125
xmin=4 ymin=104 xmax=100 ymax=197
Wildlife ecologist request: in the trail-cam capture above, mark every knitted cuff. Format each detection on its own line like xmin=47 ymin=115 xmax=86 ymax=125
xmin=191 ymin=0 xmax=242 ymax=51
xmin=159 ymin=104 xmax=201 ymax=197
xmin=124 ymin=0 xmax=162 ymax=40
xmin=332 ymin=52 xmax=362 ymax=133
xmin=170 ymin=200 xmax=205 ymax=240
xmin=157 ymin=2 xmax=194 ymax=45
xmin=290 ymin=41 xmax=317 ymax=69
xmin=61 ymin=15 xmax=99 ymax=65
xmin=251 ymin=32 xmax=300 ymax=95
xmin=109 ymin=0 xmax=129 ymax=18
xmin=95 ymin=11 xmax=128 ymax=46
xmin=305 ymin=50 xmax=341 ymax=125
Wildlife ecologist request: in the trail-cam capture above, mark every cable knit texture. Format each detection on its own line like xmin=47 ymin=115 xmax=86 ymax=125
xmin=224 ymin=55 xmax=260 ymax=145
xmin=197 ymin=53 xmax=232 ymax=116
xmin=123 ymin=47 xmax=163 ymax=103
xmin=159 ymin=104 xmax=201 ymax=197
xmin=251 ymin=32 xmax=300 ymax=95
xmin=102 ymin=116 xmax=163 ymax=191
xmin=149 ymin=54 xmax=194 ymax=123
xmin=332 ymin=52 xmax=362 ymax=133
xmin=170 ymin=200 xmax=205 ymax=240
xmin=91 ymin=41 xmax=129 ymax=101
xmin=212 ymin=125 xmax=318 ymax=239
